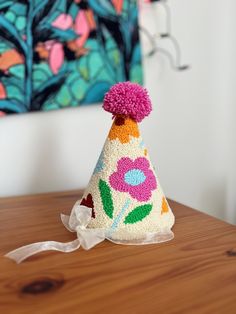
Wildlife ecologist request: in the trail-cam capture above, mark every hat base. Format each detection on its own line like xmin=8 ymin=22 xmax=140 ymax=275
xmin=107 ymin=230 xmax=174 ymax=246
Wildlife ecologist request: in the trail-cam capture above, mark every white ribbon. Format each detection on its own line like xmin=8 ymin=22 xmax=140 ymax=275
xmin=5 ymin=201 xmax=106 ymax=264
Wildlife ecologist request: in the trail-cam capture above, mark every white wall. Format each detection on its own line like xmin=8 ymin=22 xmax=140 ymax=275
xmin=224 ymin=0 xmax=236 ymax=224
xmin=0 ymin=0 xmax=235 ymax=223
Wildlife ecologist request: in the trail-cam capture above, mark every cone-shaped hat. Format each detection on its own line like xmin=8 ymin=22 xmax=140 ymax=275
xmin=80 ymin=82 xmax=175 ymax=244
xmin=5 ymin=82 xmax=175 ymax=264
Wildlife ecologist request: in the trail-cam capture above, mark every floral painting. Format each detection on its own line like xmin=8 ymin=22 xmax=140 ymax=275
xmin=0 ymin=0 xmax=143 ymax=116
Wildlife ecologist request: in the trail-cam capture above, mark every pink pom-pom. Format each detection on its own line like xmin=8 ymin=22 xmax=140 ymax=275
xmin=103 ymin=82 xmax=152 ymax=122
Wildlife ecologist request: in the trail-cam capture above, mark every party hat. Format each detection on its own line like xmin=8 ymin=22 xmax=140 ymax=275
xmin=5 ymin=82 xmax=175 ymax=264
xmin=80 ymin=82 xmax=175 ymax=244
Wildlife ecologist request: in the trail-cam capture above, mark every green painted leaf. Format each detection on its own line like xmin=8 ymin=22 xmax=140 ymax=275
xmin=69 ymin=78 xmax=88 ymax=101
xmin=83 ymin=81 xmax=111 ymax=104
xmin=0 ymin=15 xmax=27 ymax=55
xmin=9 ymin=64 xmax=24 ymax=79
xmin=32 ymin=71 xmax=68 ymax=110
xmin=0 ymin=1 xmax=13 ymax=11
xmin=87 ymin=0 xmax=116 ymax=18
xmin=55 ymin=85 xmax=72 ymax=107
xmin=34 ymin=24 xmax=77 ymax=45
xmin=32 ymin=0 xmax=57 ymax=29
xmin=130 ymin=64 xmax=143 ymax=85
xmin=124 ymin=204 xmax=153 ymax=224
xmin=99 ymin=179 xmax=114 ymax=219
xmin=0 ymin=99 xmax=27 ymax=113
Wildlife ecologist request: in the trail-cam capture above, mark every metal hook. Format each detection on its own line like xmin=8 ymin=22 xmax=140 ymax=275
xmin=158 ymin=0 xmax=172 ymax=37
xmin=139 ymin=0 xmax=190 ymax=71
xmin=140 ymin=25 xmax=189 ymax=71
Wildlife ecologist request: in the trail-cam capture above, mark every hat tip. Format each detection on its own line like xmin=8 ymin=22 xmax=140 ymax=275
xmin=103 ymin=82 xmax=152 ymax=122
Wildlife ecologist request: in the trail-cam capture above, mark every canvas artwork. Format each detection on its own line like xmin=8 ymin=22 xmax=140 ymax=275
xmin=0 ymin=0 xmax=143 ymax=117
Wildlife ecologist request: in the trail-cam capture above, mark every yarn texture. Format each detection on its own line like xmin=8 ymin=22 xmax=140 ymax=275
xmin=80 ymin=115 xmax=175 ymax=242
xmin=103 ymin=82 xmax=152 ymax=122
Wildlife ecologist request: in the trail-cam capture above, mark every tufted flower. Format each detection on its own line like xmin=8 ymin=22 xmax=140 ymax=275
xmin=108 ymin=115 xmax=139 ymax=144
xmin=161 ymin=197 xmax=169 ymax=214
xmin=109 ymin=157 xmax=157 ymax=201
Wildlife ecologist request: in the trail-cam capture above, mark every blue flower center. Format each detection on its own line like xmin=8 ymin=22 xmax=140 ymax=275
xmin=124 ymin=169 xmax=146 ymax=186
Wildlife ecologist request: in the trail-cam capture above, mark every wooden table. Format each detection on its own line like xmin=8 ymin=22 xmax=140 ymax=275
xmin=1 ymin=191 xmax=236 ymax=314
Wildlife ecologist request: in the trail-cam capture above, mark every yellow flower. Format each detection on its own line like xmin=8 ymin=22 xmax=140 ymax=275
xmin=108 ymin=115 xmax=140 ymax=144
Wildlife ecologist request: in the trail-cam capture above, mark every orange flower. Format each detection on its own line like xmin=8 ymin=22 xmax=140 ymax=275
xmin=108 ymin=115 xmax=140 ymax=144
xmin=161 ymin=197 xmax=169 ymax=214
xmin=112 ymin=0 xmax=123 ymax=14
xmin=0 ymin=49 xmax=24 ymax=72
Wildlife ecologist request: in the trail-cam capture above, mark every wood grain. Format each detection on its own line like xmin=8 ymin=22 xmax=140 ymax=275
xmin=1 ymin=190 xmax=236 ymax=314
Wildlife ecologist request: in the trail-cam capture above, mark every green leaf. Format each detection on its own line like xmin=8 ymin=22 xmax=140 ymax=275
xmin=83 ymin=81 xmax=111 ymax=104
xmin=0 ymin=99 xmax=27 ymax=113
xmin=32 ymin=0 xmax=57 ymax=29
xmin=50 ymin=27 xmax=77 ymax=41
xmin=0 ymin=15 xmax=27 ymax=55
xmin=88 ymin=0 xmax=117 ymax=19
xmin=9 ymin=64 xmax=25 ymax=79
xmin=66 ymin=0 xmax=74 ymax=12
xmin=6 ymin=84 xmax=24 ymax=102
xmin=130 ymin=64 xmax=143 ymax=85
xmin=31 ymin=71 xmax=68 ymax=110
xmin=0 ymin=1 xmax=13 ymax=11
xmin=124 ymin=204 xmax=153 ymax=224
xmin=34 ymin=24 xmax=77 ymax=44
xmin=55 ymin=85 xmax=72 ymax=107
xmin=99 ymin=179 xmax=114 ymax=219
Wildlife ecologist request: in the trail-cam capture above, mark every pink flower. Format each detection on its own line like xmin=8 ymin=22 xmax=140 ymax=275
xmin=46 ymin=10 xmax=96 ymax=73
xmin=48 ymin=42 xmax=64 ymax=74
xmin=48 ymin=13 xmax=74 ymax=74
xmin=52 ymin=13 xmax=73 ymax=30
xmin=74 ymin=10 xmax=96 ymax=48
xmin=109 ymin=157 xmax=157 ymax=202
xmin=74 ymin=10 xmax=90 ymax=48
xmin=0 ymin=82 xmax=6 ymax=99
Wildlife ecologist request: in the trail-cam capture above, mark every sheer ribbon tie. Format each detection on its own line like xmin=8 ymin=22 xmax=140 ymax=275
xmin=5 ymin=201 xmax=106 ymax=263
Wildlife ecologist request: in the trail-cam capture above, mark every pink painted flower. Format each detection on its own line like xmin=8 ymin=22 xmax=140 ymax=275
xmin=74 ymin=9 xmax=96 ymax=48
xmin=52 ymin=13 xmax=73 ymax=30
xmin=36 ymin=40 xmax=65 ymax=74
xmin=74 ymin=10 xmax=90 ymax=48
xmin=47 ymin=13 xmax=74 ymax=74
xmin=109 ymin=157 xmax=157 ymax=201
xmin=48 ymin=42 xmax=64 ymax=74
xmin=0 ymin=82 xmax=6 ymax=99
